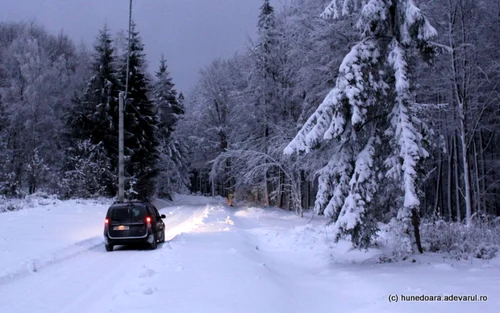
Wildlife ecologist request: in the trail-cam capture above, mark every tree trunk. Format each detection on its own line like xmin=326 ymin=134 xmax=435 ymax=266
xmin=473 ymin=139 xmax=481 ymax=214
xmin=263 ymin=172 xmax=270 ymax=206
xmin=458 ymin=112 xmax=473 ymax=225
xmin=433 ymin=151 xmax=442 ymax=215
xmin=447 ymin=135 xmax=453 ymax=220
xmin=453 ymin=134 xmax=461 ymax=221
xmin=448 ymin=0 xmax=473 ymax=225
xmin=478 ymin=131 xmax=486 ymax=212
xmin=412 ymin=208 xmax=423 ymax=253
xmin=305 ymin=176 xmax=310 ymax=210
xmin=277 ymin=169 xmax=285 ymax=209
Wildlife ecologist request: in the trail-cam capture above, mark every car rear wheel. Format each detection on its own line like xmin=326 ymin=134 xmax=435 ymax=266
xmin=159 ymin=230 xmax=165 ymax=243
xmin=105 ymin=244 xmax=113 ymax=252
xmin=150 ymin=236 xmax=157 ymax=250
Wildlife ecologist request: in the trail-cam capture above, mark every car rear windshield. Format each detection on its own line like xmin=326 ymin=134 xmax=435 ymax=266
xmin=110 ymin=206 xmax=147 ymax=222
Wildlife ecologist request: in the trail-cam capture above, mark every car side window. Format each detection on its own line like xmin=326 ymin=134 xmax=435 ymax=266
xmin=152 ymin=205 xmax=161 ymax=219
xmin=145 ymin=206 xmax=153 ymax=219
xmin=145 ymin=205 xmax=158 ymax=219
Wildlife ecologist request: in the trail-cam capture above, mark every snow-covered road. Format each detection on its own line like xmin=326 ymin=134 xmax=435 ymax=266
xmin=0 ymin=195 xmax=499 ymax=313
xmin=0 ymin=196 xmax=214 ymax=312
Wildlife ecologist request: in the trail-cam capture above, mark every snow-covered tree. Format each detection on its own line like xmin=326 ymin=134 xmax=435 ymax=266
xmin=153 ymin=56 xmax=183 ymax=136
xmin=60 ymin=140 xmax=112 ymax=198
xmin=152 ymin=56 xmax=189 ymax=198
xmin=0 ymin=95 xmax=13 ymax=196
xmin=118 ymin=22 xmax=160 ymax=200
xmin=285 ymin=0 xmax=358 ymax=124
xmin=64 ymin=25 xmax=119 ymax=197
xmin=0 ymin=22 xmax=81 ymax=196
xmin=189 ymin=58 xmax=239 ymax=196
xmin=395 ymin=0 xmax=500 ymax=222
xmin=285 ymin=0 xmax=439 ymax=250
xmin=227 ymin=0 xmax=304 ymax=207
xmin=247 ymin=0 xmax=280 ymax=205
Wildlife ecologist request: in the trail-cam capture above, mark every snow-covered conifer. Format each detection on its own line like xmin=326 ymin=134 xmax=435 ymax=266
xmin=285 ymin=0 xmax=438 ymax=250
xmin=152 ymin=56 xmax=189 ymax=198
xmin=64 ymin=25 xmax=120 ymax=197
xmin=118 ymin=22 xmax=160 ymax=200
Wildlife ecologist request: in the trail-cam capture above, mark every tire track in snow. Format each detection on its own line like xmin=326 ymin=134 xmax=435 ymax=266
xmin=0 ymin=199 xmax=189 ymax=286
xmin=0 ymin=246 xmax=149 ymax=313
xmin=0 ymin=236 xmax=104 ymax=286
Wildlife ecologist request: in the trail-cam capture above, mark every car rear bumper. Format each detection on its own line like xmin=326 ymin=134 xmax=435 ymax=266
xmin=104 ymin=232 xmax=155 ymax=245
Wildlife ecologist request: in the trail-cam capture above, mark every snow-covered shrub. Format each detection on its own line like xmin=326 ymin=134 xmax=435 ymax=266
xmin=25 ymin=191 xmax=59 ymax=206
xmin=0 ymin=195 xmax=21 ymax=212
xmin=420 ymin=214 xmax=500 ymax=260
xmin=0 ymin=202 xmax=23 ymax=212
xmin=474 ymin=244 xmax=498 ymax=260
xmin=0 ymin=192 xmax=63 ymax=213
xmin=377 ymin=218 xmax=415 ymax=259
xmin=60 ymin=140 xmax=114 ymax=198
xmin=376 ymin=214 xmax=500 ymax=260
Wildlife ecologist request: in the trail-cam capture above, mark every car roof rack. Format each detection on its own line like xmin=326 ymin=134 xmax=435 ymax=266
xmin=112 ymin=199 xmax=147 ymax=205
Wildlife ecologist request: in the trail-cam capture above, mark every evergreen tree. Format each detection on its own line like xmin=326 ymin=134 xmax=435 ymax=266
xmin=153 ymin=55 xmax=183 ymax=137
xmin=255 ymin=0 xmax=278 ymax=130
xmin=177 ymin=92 xmax=185 ymax=106
xmin=119 ymin=22 xmax=160 ymax=200
xmin=64 ymin=25 xmax=120 ymax=197
xmin=152 ymin=55 xmax=189 ymax=198
xmin=245 ymin=0 xmax=280 ymax=205
xmin=285 ymin=0 xmax=438 ymax=250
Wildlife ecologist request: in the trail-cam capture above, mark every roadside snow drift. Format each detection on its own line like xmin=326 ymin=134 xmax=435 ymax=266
xmin=0 ymin=194 xmax=499 ymax=313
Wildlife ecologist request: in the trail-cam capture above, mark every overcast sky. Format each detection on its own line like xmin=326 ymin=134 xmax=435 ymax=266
xmin=1 ymin=0 xmax=283 ymax=94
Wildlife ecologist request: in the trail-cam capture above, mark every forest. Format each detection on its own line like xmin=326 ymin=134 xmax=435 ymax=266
xmin=0 ymin=0 xmax=498 ymax=257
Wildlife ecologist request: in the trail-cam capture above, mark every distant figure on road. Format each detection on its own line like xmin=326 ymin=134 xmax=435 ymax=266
xmin=226 ymin=193 xmax=234 ymax=207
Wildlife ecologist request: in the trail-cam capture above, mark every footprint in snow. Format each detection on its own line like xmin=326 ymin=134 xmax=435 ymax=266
xmin=139 ymin=268 xmax=156 ymax=278
xmin=143 ymin=287 xmax=154 ymax=295
xmin=27 ymin=259 xmax=42 ymax=273
xmin=123 ymin=285 xmax=156 ymax=296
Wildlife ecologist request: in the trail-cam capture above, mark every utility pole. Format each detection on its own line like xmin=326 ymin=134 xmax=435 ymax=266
xmin=118 ymin=0 xmax=133 ymax=202
xmin=118 ymin=92 xmax=125 ymax=201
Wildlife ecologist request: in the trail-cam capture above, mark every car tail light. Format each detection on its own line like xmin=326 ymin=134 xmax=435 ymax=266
xmin=146 ymin=216 xmax=152 ymax=224
xmin=104 ymin=218 xmax=109 ymax=225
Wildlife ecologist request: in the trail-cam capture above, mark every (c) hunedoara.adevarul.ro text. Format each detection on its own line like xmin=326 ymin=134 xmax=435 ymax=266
xmin=388 ymin=294 xmax=488 ymax=302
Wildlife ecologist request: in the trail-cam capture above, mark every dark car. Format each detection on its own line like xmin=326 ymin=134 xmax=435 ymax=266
xmin=103 ymin=201 xmax=166 ymax=251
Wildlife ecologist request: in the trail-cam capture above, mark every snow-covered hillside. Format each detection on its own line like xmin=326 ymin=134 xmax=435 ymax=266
xmin=0 ymin=195 xmax=498 ymax=312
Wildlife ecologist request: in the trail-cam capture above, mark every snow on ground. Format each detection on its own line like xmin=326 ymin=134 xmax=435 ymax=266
xmin=0 ymin=196 xmax=112 ymax=283
xmin=0 ymin=194 xmax=499 ymax=312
